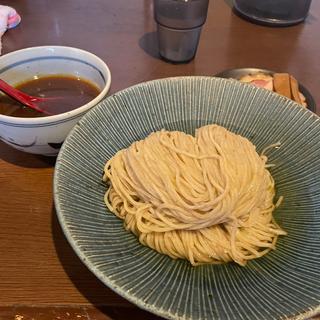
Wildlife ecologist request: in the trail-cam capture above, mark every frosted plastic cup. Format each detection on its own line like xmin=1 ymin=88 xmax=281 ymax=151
xmin=154 ymin=0 xmax=209 ymax=63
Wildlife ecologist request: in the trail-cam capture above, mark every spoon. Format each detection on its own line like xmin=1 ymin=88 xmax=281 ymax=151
xmin=0 ymin=78 xmax=61 ymax=115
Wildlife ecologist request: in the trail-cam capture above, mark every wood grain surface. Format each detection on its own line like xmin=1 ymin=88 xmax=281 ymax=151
xmin=0 ymin=0 xmax=319 ymax=318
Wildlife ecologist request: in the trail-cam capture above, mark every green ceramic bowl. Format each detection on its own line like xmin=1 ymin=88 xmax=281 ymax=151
xmin=54 ymin=77 xmax=320 ymax=320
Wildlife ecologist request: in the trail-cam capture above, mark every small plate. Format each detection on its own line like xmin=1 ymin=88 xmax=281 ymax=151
xmin=215 ymin=68 xmax=316 ymax=113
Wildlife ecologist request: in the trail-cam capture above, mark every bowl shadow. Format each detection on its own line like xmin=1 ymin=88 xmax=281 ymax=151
xmin=0 ymin=140 xmax=57 ymax=168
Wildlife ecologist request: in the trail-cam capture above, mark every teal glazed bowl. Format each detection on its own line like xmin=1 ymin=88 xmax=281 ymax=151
xmin=54 ymin=77 xmax=320 ymax=320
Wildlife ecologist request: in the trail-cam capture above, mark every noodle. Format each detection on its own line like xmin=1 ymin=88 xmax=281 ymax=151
xmin=103 ymin=124 xmax=286 ymax=266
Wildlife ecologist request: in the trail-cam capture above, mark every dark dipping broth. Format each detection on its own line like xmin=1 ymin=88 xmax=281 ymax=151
xmin=0 ymin=75 xmax=101 ymax=117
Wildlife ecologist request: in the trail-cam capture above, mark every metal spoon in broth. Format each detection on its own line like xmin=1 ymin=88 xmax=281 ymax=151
xmin=0 ymin=76 xmax=101 ymax=117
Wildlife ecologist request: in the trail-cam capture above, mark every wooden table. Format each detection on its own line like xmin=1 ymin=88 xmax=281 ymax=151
xmin=1 ymin=0 xmax=319 ymax=319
